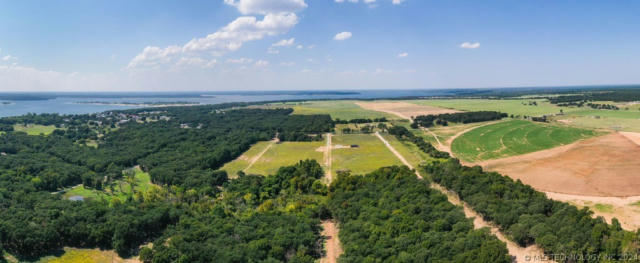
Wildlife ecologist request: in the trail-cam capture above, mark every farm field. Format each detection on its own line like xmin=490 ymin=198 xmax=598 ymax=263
xmin=408 ymin=99 xmax=569 ymax=117
xmin=62 ymin=167 xmax=157 ymax=202
xmin=553 ymin=108 xmax=640 ymax=132
xmin=220 ymin=140 xmax=274 ymax=177
xmin=13 ymin=124 xmax=57 ymax=135
xmin=34 ymin=247 xmax=137 ymax=263
xmin=331 ymin=134 xmax=401 ymax=175
xmin=482 ymin=132 xmax=640 ymax=197
xmin=262 ymin=100 xmax=397 ymax=120
xmin=452 ymin=119 xmax=600 ymax=162
xmin=355 ymin=101 xmax=459 ymax=119
xmin=244 ymin=141 xmax=325 ymax=175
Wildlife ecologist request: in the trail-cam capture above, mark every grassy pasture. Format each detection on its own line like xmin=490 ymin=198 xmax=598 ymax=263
xmin=554 ymin=108 xmax=640 ymax=132
xmin=63 ymin=167 xmax=156 ymax=202
xmin=408 ymin=99 xmax=568 ymax=117
xmin=13 ymin=124 xmax=57 ymax=135
xmin=452 ymin=120 xmax=601 ymax=162
xmin=220 ymin=141 xmax=274 ymax=177
xmin=381 ymin=134 xmax=432 ymax=168
xmin=263 ymin=100 xmax=397 ymax=120
xmin=33 ymin=247 xmax=133 ymax=263
xmin=245 ymin=141 xmax=325 ymax=175
xmin=331 ymin=134 xmax=401 ymax=175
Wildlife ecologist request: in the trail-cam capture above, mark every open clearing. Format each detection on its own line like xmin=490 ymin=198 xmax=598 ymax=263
xmin=13 ymin=124 xmax=57 ymax=135
xmin=481 ymin=132 xmax=640 ymax=197
xmin=452 ymin=120 xmax=600 ymax=162
xmin=62 ymin=166 xmax=157 ymax=202
xmin=355 ymin=101 xmax=459 ymax=120
xmin=408 ymin=99 xmax=567 ymax=117
xmin=221 ymin=141 xmax=274 ymax=177
xmin=33 ymin=247 xmax=139 ymax=263
xmin=545 ymin=192 xmax=640 ymax=231
xmin=552 ymin=108 xmax=640 ymax=132
xmin=331 ymin=133 xmax=401 ymax=175
xmin=262 ymin=100 xmax=397 ymax=120
xmin=245 ymin=141 xmax=325 ymax=175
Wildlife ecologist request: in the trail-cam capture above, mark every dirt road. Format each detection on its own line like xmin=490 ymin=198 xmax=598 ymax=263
xmin=375 ymin=132 xmax=551 ymax=263
xmin=324 ymin=133 xmax=332 ymax=182
xmin=320 ymin=220 xmax=343 ymax=263
xmin=243 ymin=138 xmax=277 ymax=173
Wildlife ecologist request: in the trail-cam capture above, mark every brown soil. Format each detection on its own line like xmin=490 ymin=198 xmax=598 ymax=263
xmin=355 ymin=101 xmax=459 ymax=120
xmin=320 ymin=220 xmax=343 ymax=263
xmin=545 ymin=192 xmax=640 ymax=231
xmin=480 ymin=132 xmax=640 ymax=197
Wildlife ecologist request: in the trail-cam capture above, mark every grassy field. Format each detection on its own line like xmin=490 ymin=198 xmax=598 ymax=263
xmin=245 ymin=141 xmax=325 ymax=175
xmin=63 ymin=167 xmax=156 ymax=202
xmin=221 ymin=141 xmax=274 ymax=177
xmin=13 ymin=124 xmax=57 ymax=135
xmin=553 ymin=108 xmax=640 ymax=132
xmin=408 ymin=99 xmax=568 ymax=117
xmin=331 ymin=134 xmax=401 ymax=175
xmin=30 ymin=247 xmax=133 ymax=263
xmin=452 ymin=120 xmax=601 ymax=162
xmin=263 ymin=100 xmax=398 ymax=120
xmin=381 ymin=134 xmax=432 ymax=168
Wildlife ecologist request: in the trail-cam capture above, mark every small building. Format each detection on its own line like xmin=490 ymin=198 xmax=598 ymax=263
xmin=350 ymin=145 xmax=359 ymax=148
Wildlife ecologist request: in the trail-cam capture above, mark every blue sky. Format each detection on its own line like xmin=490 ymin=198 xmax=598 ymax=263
xmin=0 ymin=0 xmax=639 ymax=91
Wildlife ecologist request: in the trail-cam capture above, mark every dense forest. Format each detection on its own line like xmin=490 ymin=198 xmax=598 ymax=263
xmin=412 ymin=111 xmax=507 ymax=128
xmin=424 ymin=159 xmax=640 ymax=261
xmin=333 ymin=117 xmax=388 ymax=124
xmin=0 ymin=104 xmax=333 ymax=259
xmin=548 ymin=89 xmax=640 ymax=104
xmin=328 ymin=166 xmax=511 ymax=262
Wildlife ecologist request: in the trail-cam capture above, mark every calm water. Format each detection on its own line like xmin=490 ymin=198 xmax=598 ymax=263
xmin=0 ymin=90 xmax=449 ymax=118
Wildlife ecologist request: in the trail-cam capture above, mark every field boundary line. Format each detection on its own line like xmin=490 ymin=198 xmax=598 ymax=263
xmin=374 ymin=132 xmax=551 ymax=263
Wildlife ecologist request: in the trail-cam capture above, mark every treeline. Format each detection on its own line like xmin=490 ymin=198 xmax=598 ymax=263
xmin=587 ymin=103 xmax=619 ymax=110
xmin=0 ymin=105 xmax=335 ymax=259
xmin=143 ymin=160 xmax=327 ymax=262
xmin=425 ymin=159 xmax=640 ymax=261
xmin=388 ymin=125 xmax=450 ymax=158
xmin=333 ymin=117 xmax=388 ymax=124
xmin=548 ymin=90 xmax=640 ymax=104
xmin=412 ymin=111 xmax=507 ymax=128
xmin=328 ymin=166 xmax=511 ymax=262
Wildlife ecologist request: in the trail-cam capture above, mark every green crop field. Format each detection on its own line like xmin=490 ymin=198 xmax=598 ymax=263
xmin=221 ymin=141 xmax=274 ymax=177
xmin=331 ymin=134 xmax=401 ymax=175
xmin=408 ymin=99 xmax=570 ymax=117
xmin=452 ymin=120 xmax=601 ymax=162
xmin=263 ymin=100 xmax=398 ymax=120
xmin=13 ymin=124 xmax=57 ymax=135
xmin=245 ymin=141 xmax=325 ymax=175
xmin=63 ymin=167 xmax=156 ymax=202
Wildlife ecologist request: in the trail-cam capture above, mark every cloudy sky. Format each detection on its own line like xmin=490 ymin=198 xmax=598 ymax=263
xmin=1 ymin=0 xmax=639 ymax=91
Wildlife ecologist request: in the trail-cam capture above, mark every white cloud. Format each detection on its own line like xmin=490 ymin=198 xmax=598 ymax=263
xmin=254 ymin=60 xmax=269 ymax=67
xmin=226 ymin=58 xmax=254 ymax=64
xmin=224 ymin=0 xmax=307 ymax=15
xmin=296 ymin=45 xmax=303 ymax=49
xmin=2 ymin=55 xmax=17 ymax=62
xmin=397 ymin=52 xmax=408 ymax=58
xmin=392 ymin=0 xmax=404 ymax=4
xmin=127 ymin=13 xmax=299 ymax=70
xmin=307 ymin=44 xmax=316 ymax=49
xmin=460 ymin=42 xmax=480 ymax=49
xmin=272 ymin=37 xmax=295 ymax=47
xmin=280 ymin=61 xmax=295 ymax=66
xmin=334 ymin=31 xmax=352 ymax=41
xmin=335 ymin=0 xmax=403 ymax=5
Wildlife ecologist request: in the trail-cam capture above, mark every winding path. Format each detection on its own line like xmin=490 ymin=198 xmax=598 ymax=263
xmin=375 ymin=132 xmax=551 ymax=263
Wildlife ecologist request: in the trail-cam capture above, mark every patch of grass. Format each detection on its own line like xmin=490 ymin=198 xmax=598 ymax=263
xmin=36 ymin=247 xmax=130 ymax=263
xmin=331 ymin=134 xmax=402 ymax=175
xmin=62 ymin=167 xmax=157 ymax=202
xmin=554 ymin=108 xmax=640 ymax=132
xmin=452 ymin=120 xmax=601 ymax=162
xmin=13 ymin=124 xmax=57 ymax=135
xmin=221 ymin=141 xmax=274 ymax=177
xmin=246 ymin=141 xmax=325 ymax=175
xmin=263 ymin=100 xmax=398 ymax=120
xmin=593 ymin=203 xmax=614 ymax=213
xmin=381 ymin=134 xmax=432 ymax=168
xmin=408 ymin=99 xmax=569 ymax=117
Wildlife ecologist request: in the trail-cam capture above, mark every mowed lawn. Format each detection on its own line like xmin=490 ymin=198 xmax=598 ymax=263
xmin=452 ymin=120 xmax=601 ymax=162
xmin=13 ymin=124 xmax=57 ymax=135
xmin=221 ymin=141 xmax=274 ymax=177
xmin=245 ymin=141 xmax=325 ymax=175
xmin=263 ymin=100 xmax=398 ymax=120
xmin=332 ymin=134 xmax=401 ymax=175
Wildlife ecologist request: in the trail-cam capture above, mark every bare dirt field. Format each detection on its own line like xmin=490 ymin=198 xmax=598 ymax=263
xmin=545 ymin=192 xmax=640 ymax=231
xmin=355 ymin=101 xmax=459 ymax=120
xmin=481 ymin=132 xmax=640 ymax=197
